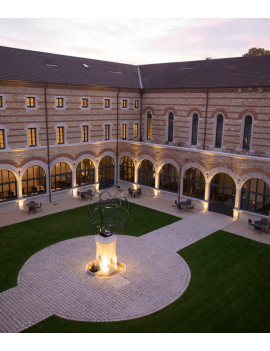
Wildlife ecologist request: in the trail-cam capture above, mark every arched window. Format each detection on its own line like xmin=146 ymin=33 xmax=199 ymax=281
xmin=243 ymin=116 xmax=252 ymax=151
xmin=191 ymin=114 xmax=198 ymax=145
xmin=215 ymin=115 xmax=223 ymax=148
xmin=76 ymin=159 xmax=95 ymax=187
xmin=0 ymin=169 xmax=17 ymax=202
xmin=147 ymin=111 xmax=152 ymax=140
xmin=120 ymin=156 xmax=134 ymax=183
xmin=98 ymin=156 xmax=115 ymax=189
xmin=159 ymin=164 xmax=178 ymax=193
xmin=168 ymin=112 xmax=174 ymax=142
xmin=51 ymin=162 xmax=72 ymax=192
xmin=22 ymin=166 xmax=46 ymax=198
xmin=241 ymin=178 xmax=270 ymax=216
xmin=138 ymin=160 xmax=155 ymax=188
xmin=183 ymin=168 xmax=205 ymax=199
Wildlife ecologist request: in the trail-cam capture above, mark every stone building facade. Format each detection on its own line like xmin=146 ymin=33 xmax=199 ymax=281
xmin=0 ymin=46 xmax=270 ymax=220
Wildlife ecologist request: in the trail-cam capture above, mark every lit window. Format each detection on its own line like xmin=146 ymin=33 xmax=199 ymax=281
xmin=122 ymin=100 xmax=127 ymax=108
xmin=105 ymin=125 xmax=110 ymax=140
xmin=147 ymin=111 xmax=152 ymax=140
xmin=56 ymin=98 xmax=63 ymax=108
xmin=82 ymin=99 xmax=88 ymax=108
xmin=134 ymin=100 xmax=139 ymax=109
xmin=104 ymin=99 xmax=110 ymax=108
xmin=51 ymin=162 xmax=72 ymax=192
xmin=28 ymin=128 xmax=36 ymax=147
xmin=27 ymin=97 xmax=35 ymax=108
xmin=122 ymin=124 xmax=127 ymax=140
xmin=57 ymin=127 xmax=64 ymax=144
xmin=0 ymin=170 xmax=17 ymax=202
xmin=0 ymin=96 xmax=2 ymax=108
xmin=134 ymin=124 xmax=138 ymax=138
xmin=22 ymin=166 xmax=46 ymax=198
xmin=0 ymin=129 xmax=5 ymax=149
xmin=82 ymin=126 xmax=88 ymax=142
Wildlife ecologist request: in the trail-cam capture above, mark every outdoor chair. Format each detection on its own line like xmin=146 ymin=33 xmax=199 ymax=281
xmin=250 ymin=223 xmax=261 ymax=232
xmin=248 ymin=219 xmax=252 ymax=229
xmin=177 ymin=203 xmax=183 ymax=212
xmin=80 ymin=194 xmax=86 ymax=200
xmin=137 ymin=188 xmax=141 ymax=196
xmin=175 ymin=200 xmax=177 ymax=206
xmin=188 ymin=205 xmax=194 ymax=213
xmin=29 ymin=206 xmax=36 ymax=215
xmin=186 ymin=199 xmax=191 ymax=205
xmin=77 ymin=191 xmax=81 ymax=197
xmin=128 ymin=188 xmax=133 ymax=197
xmin=35 ymin=203 xmax=42 ymax=212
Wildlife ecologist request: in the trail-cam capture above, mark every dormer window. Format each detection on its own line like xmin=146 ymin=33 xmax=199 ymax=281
xmin=27 ymin=97 xmax=35 ymax=108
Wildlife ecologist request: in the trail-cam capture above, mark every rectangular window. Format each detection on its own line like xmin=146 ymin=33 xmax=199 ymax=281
xmin=27 ymin=97 xmax=35 ymax=108
xmin=134 ymin=123 xmax=138 ymax=138
xmin=0 ymin=129 xmax=5 ymax=149
xmin=122 ymin=100 xmax=127 ymax=108
xmin=134 ymin=100 xmax=139 ymax=109
xmin=104 ymin=99 xmax=110 ymax=108
xmin=82 ymin=126 xmax=88 ymax=142
xmin=122 ymin=124 xmax=126 ymax=140
xmin=28 ymin=128 xmax=36 ymax=147
xmin=57 ymin=127 xmax=64 ymax=144
xmin=105 ymin=125 xmax=110 ymax=140
xmin=0 ymin=96 xmax=2 ymax=108
xmin=56 ymin=98 xmax=64 ymax=108
xmin=82 ymin=99 xmax=88 ymax=108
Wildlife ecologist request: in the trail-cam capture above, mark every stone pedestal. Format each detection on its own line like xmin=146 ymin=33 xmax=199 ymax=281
xmin=95 ymin=234 xmax=118 ymax=275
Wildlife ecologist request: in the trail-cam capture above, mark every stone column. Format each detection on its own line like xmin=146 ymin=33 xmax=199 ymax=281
xmin=233 ymin=186 xmax=242 ymax=219
xmin=204 ymin=177 xmax=211 ymax=211
xmin=134 ymin=160 xmax=138 ymax=187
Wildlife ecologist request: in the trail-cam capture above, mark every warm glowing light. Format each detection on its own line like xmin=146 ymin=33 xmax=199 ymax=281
xmin=18 ymin=200 xmax=24 ymax=209
xmin=73 ymin=188 xmax=78 ymax=197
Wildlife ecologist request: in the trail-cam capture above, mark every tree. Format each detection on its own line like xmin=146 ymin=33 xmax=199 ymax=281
xmin=205 ymin=57 xmax=212 ymax=60
xmin=242 ymin=47 xmax=270 ymax=56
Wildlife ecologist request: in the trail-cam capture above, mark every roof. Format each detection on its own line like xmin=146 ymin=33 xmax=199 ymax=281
xmin=1 ymin=46 xmax=270 ymax=89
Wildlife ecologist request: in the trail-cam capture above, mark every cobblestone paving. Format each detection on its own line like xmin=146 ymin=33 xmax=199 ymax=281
xmin=0 ymin=211 xmax=233 ymax=333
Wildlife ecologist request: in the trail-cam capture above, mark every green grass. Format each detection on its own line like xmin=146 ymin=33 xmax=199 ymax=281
xmin=23 ymin=230 xmax=270 ymax=333
xmin=0 ymin=202 xmax=179 ymax=293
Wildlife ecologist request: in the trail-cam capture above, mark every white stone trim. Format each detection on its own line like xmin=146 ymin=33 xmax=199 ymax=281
xmin=54 ymin=123 xmax=68 ymax=146
xmin=80 ymin=97 xmax=91 ymax=110
xmin=157 ymin=158 xmax=179 ymax=174
xmin=80 ymin=123 xmax=91 ymax=143
xmin=74 ymin=154 xmax=97 ymax=170
xmin=102 ymin=97 xmax=113 ymax=110
xmin=133 ymin=99 xmax=141 ymax=110
xmin=0 ymin=94 xmax=7 ymax=110
xmin=20 ymin=160 xmax=49 ymax=198
xmin=132 ymin=121 xmax=140 ymax=140
xmin=188 ymin=111 xmax=201 ymax=148
xmin=120 ymin=98 xmax=130 ymax=110
xmin=119 ymin=151 xmax=135 ymax=163
xmin=137 ymin=155 xmax=156 ymax=170
xmin=98 ymin=151 xmax=117 ymax=182
xmin=210 ymin=112 xmax=226 ymax=150
xmin=24 ymin=95 xmax=40 ymax=111
xmin=102 ymin=122 xmax=113 ymax=141
xmin=0 ymin=164 xmax=19 ymax=180
xmin=208 ymin=167 xmax=238 ymax=187
xmin=240 ymin=172 xmax=270 ymax=188
xmin=0 ymin=125 xmax=10 ymax=151
xmin=54 ymin=96 xmax=67 ymax=110
xmin=120 ymin=121 xmax=129 ymax=140
xmin=237 ymin=113 xmax=256 ymax=152
xmin=144 ymin=109 xmax=155 ymax=141
xmin=24 ymin=124 xmax=41 ymax=148
xmin=164 ymin=110 xmax=175 ymax=143
xmin=50 ymin=157 xmax=73 ymax=173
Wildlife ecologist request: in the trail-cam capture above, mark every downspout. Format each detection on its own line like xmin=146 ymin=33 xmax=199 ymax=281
xmin=203 ymin=88 xmax=209 ymax=150
xmin=116 ymin=88 xmax=119 ymax=186
xmin=44 ymin=84 xmax=52 ymax=203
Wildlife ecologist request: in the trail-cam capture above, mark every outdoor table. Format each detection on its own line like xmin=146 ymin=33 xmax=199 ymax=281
xmin=254 ymin=220 xmax=268 ymax=232
xmin=25 ymin=202 xmax=39 ymax=207
xmin=178 ymin=201 xmax=189 ymax=211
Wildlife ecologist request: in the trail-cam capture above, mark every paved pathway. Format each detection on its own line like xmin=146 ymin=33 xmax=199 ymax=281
xmin=0 ymin=211 xmax=233 ymax=333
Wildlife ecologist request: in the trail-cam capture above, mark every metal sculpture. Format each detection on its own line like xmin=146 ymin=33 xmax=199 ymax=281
xmin=87 ymin=185 xmax=132 ymax=237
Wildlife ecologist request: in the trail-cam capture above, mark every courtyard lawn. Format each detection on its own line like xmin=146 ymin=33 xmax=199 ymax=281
xmin=0 ymin=203 xmax=180 ymax=293
xmin=23 ymin=230 xmax=270 ymax=333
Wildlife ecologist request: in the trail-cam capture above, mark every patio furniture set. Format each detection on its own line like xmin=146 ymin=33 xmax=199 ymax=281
xmin=78 ymin=189 xmax=94 ymax=200
xmin=175 ymin=199 xmax=194 ymax=213
xmin=248 ymin=218 xmax=270 ymax=233
xmin=25 ymin=201 xmax=42 ymax=215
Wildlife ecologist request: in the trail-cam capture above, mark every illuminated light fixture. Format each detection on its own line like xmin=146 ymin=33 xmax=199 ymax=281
xmin=82 ymin=63 xmax=90 ymax=69
xmin=18 ymin=200 xmax=24 ymax=209
xmin=73 ymin=189 xmax=78 ymax=197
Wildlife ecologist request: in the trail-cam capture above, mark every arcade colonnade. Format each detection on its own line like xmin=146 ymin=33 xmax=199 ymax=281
xmin=1 ymin=150 xmax=270 ymax=222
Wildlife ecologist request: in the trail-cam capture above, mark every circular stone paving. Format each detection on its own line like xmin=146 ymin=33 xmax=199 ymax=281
xmin=18 ymin=235 xmax=190 ymax=322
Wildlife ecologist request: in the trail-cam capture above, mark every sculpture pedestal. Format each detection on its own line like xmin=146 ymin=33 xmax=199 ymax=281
xmin=95 ymin=234 xmax=118 ymax=275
